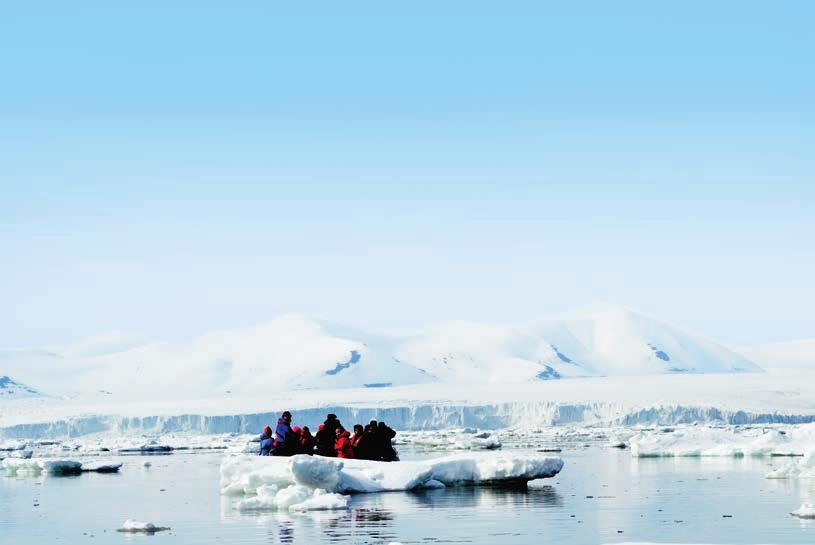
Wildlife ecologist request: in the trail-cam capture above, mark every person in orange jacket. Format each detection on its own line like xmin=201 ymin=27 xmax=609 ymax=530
xmin=334 ymin=426 xmax=354 ymax=459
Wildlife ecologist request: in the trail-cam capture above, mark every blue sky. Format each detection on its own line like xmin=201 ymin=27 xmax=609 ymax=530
xmin=1 ymin=1 xmax=813 ymax=347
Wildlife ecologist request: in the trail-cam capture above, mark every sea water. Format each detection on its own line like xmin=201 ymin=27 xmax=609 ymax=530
xmin=1 ymin=446 xmax=813 ymax=544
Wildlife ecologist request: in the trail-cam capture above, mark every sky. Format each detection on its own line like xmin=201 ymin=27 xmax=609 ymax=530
xmin=1 ymin=1 xmax=813 ymax=348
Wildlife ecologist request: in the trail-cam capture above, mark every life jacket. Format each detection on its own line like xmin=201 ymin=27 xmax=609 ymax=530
xmin=335 ymin=430 xmax=354 ymax=459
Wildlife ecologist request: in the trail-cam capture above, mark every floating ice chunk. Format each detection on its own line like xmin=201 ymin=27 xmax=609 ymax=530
xmin=81 ymin=460 xmax=123 ymax=473
xmin=38 ymin=459 xmax=83 ymax=474
xmin=630 ymin=424 xmax=815 ymax=458
xmin=791 ymin=503 xmax=815 ymax=519
xmin=3 ymin=458 xmax=83 ymax=475
xmin=117 ymin=519 xmax=170 ymax=533
xmin=221 ymin=452 xmax=563 ymax=503
xmin=608 ymin=436 xmax=628 ymax=448
xmin=4 ymin=449 xmax=33 ymax=459
xmin=236 ymin=483 xmax=348 ymax=512
xmin=0 ymin=439 xmax=28 ymax=451
xmin=118 ymin=441 xmax=172 ymax=453
xmin=766 ymin=452 xmax=815 ymax=479
xmin=454 ymin=433 xmax=502 ymax=450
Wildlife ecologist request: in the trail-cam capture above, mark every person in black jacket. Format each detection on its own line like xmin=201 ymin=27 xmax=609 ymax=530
xmin=376 ymin=421 xmax=399 ymax=462
xmin=315 ymin=414 xmax=341 ymax=457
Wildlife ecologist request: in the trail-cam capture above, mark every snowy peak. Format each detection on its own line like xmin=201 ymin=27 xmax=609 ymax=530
xmin=558 ymin=304 xmax=762 ymax=375
xmin=0 ymin=376 xmax=42 ymax=399
xmin=0 ymin=305 xmax=763 ymax=400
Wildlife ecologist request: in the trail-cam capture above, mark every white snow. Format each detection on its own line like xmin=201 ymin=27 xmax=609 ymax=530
xmin=221 ymin=452 xmax=563 ymax=508
xmin=629 ymin=424 xmax=815 ymax=458
xmin=0 ymin=305 xmax=762 ymax=405
xmin=118 ymin=520 xmax=170 ymax=533
xmin=791 ymin=503 xmax=815 ymax=519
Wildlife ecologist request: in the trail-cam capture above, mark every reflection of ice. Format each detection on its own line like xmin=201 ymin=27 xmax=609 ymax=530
xmin=220 ymin=481 xmax=563 ymax=543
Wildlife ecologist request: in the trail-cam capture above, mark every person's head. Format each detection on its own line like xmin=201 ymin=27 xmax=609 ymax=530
xmin=353 ymin=424 xmax=363 ymax=435
xmin=282 ymin=411 xmax=292 ymax=423
xmin=292 ymin=426 xmax=301 ymax=435
xmin=317 ymin=424 xmax=325 ymax=432
xmin=335 ymin=426 xmax=344 ymax=437
xmin=302 ymin=426 xmax=310 ymax=434
xmin=378 ymin=421 xmax=386 ymax=430
xmin=327 ymin=413 xmax=337 ymax=421
xmin=263 ymin=425 xmax=272 ymax=437
xmin=369 ymin=420 xmax=378 ymax=429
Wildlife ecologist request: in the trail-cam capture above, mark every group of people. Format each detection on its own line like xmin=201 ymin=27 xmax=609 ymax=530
xmin=259 ymin=411 xmax=399 ymax=461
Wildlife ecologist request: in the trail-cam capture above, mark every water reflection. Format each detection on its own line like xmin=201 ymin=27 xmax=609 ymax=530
xmin=222 ymin=485 xmax=563 ymax=543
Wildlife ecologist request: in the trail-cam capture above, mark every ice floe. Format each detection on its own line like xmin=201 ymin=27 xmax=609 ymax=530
xmin=2 ymin=457 xmax=122 ymax=475
xmin=629 ymin=424 xmax=815 ymax=457
xmin=3 ymin=458 xmax=83 ymax=475
xmin=221 ymin=452 xmax=563 ymax=511
xmin=766 ymin=452 xmax=815 ymax=479
xmin=117 ymin=519 xmax=170 ymax=533
xmin=791 ymin=503 xmax=815 ymax=519
xmin=80 ymin=460 xmax=123 ymax=473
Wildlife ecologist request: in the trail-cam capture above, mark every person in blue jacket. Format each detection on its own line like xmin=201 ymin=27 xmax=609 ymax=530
xmin=273 ymin=411 xmax=297 ymax=456
xmin=259 ymin=425 xmax=273 ymax=456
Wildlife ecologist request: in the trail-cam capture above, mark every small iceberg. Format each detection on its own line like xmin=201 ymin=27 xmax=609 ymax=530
xmin=81 ymin=460 xmax=123 ymax=473
xmin=3 ymin=458 xmax=83 ymax=475
xmin=791 ymin=503 xmax=815 ymax=519
xmin=117 ymin=520 xmax=170 ymax=533
xmin=221 ymin=452 xmax=563 ymax=511
xmin=3 ymin=458 xmax=123 ymax=475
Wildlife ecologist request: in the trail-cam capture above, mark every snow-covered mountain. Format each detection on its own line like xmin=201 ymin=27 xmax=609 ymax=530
xmin=0 ymin=304 xmax=762 ymax=400
xmin=0 ymin=376 xmax=41 ymax=399
xmin=739 ymin=339 xmax=815 ymax=372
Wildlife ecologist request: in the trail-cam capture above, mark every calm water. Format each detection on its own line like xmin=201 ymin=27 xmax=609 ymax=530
xmin=2 ymin=447 xmax=814 ymax=544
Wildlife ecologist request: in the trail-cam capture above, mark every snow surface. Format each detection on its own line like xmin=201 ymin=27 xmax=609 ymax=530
xmin=629 ymin=424 xmax=815 ymax=457
xmin=221 ymin=453 xmax=563 ymax=509
xmin=0 ymin=304 xmax=761 ymax=402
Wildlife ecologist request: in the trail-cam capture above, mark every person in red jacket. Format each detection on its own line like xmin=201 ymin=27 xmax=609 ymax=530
xmin=299 ymin=426 xmax=316 ymax=455
xmin=334 ymin=426 xmax=354 ymax=459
